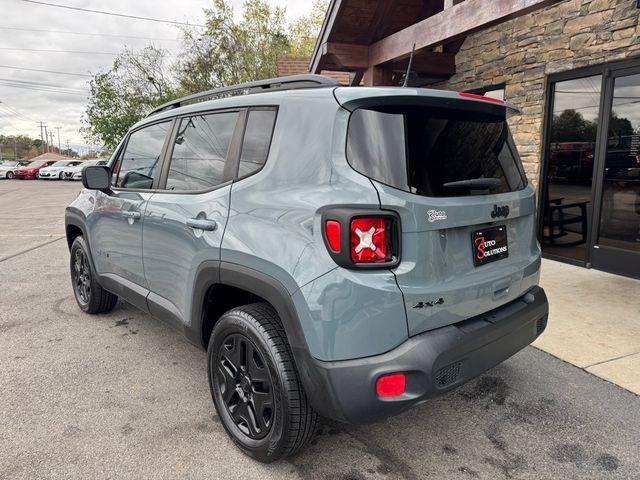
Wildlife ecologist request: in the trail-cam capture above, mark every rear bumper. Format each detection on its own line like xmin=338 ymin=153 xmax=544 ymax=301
xmin=302 ymin=286 xmax=548 ymax=424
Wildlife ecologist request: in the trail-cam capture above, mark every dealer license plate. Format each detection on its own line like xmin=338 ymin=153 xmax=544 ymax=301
xmin=472 ymin=226 xmax=508 ymax=267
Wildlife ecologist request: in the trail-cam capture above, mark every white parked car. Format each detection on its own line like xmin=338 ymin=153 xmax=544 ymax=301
xmin=0 ymin=161 xmax=29 ymax=179
xmin=38 ymin=160 xmax=82 ymax=180
xmin=62 ymin=159 xmax=108 ymax=181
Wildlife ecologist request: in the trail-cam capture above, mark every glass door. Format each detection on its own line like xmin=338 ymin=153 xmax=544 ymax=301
xmin=541 ymin=75 xmax=602 ymax=264
xmin=591 ymin=69 xmax=640 ymax=277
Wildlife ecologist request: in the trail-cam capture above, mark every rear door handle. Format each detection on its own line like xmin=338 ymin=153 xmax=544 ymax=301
xmin=187 ymin=218 xmax=217 ymax=231
xmin=122 ymin=211 xmax=141 ymax=220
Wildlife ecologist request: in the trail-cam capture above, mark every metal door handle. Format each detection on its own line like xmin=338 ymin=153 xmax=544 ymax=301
xmin=187 ymin=218 xmax=217 ymax=231
xmin=122 ymin=211 xmax=141 ymax=219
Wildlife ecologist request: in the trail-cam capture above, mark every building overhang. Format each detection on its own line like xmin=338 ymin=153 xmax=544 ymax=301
xmin=310 ymin=0 xmax=561 ymax=86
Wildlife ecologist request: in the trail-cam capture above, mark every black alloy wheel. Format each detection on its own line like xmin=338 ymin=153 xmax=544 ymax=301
xmin=69 ymin=236 xmax=118 ymax=314
xmin=73 ymin=247 xmax=91 ymax=306
xmin=208 ymin=303 xmax=318 ymax=462
xmin=216 ymin=333 xmax=274 ymax=439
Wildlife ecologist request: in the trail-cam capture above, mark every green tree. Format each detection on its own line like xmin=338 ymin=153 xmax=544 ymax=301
xmin=177 ymin=0 xmax=291 ymax=93
xmin=81 ymin=46 xmax=177 ymax=149
xmin=0 ymin=134 xmax=44 ymax=159
xmin=551 ymin=109 xmax=598 ymax=143
xmin=609 ymin=113 xmax=633 ymax=138
xmin=82 ymin=1 xmax=330 ymax=146
xmin=288 ymin=0 xmax=328 ymax=56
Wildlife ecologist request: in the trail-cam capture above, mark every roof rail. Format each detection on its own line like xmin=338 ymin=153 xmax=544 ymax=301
xmin=147 ymin=74 xmax=340 ymax=117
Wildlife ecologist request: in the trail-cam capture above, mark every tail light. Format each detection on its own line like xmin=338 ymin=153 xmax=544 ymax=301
xmin=325 ymin=220 xmax=341 ymax=252
xmin=322 ymin=209 xmax=400 ymax=269
xmin=350 ymin=217 xmax=389 ymax=263
xmin=376 ymin=373 xmax=406 ymax=397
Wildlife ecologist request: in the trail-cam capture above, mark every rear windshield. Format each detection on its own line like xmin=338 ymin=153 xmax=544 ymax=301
xmin=347 ymin=106 xmax=526 ymax=196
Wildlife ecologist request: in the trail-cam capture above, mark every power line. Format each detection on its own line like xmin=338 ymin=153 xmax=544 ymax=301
xmin=0 ymin=81 xmax=87 ymax=96
xmin=0 ymin=64 xmax=91 ymax=78
xmin=0 ymin=25 xmax=179 ymax=42
xmin=0 ymin=47 xmax=118 ymax=55
xmin=20 ymin=0 xmax=206 ymax=28
xmin=0 ymin=78 xmax=87 ymax=92
xmin=0 ymin=99 xmax=35 ymax=121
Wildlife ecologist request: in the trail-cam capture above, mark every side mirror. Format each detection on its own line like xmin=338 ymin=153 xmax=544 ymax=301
xmin=82 ymin=166 xmax=111 ymax=192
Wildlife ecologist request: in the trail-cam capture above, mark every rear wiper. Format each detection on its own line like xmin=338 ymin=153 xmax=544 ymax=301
xmin=442 ymin=178 xmax=502 ymax=189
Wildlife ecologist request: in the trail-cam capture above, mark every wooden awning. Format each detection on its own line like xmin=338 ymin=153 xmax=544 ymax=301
xmin=311 ymin=0 xmax=560 ymax=86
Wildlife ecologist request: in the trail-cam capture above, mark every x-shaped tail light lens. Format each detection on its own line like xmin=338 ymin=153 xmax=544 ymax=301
xmin=350 ymin=217 xmax=388 ymax=263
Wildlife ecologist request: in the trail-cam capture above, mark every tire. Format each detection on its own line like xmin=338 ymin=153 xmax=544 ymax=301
xmin=7 ymin=171 xmax=14 ymax=179
xmin=35 ymin=172 xmax=39 ymax=179
xmin=208 ymin=303 xmax=318 ymax=462
xmin=70 ymin=236 xmax=118 ymax=314
xmin=59 ymin=172 xmax=64 ymax=180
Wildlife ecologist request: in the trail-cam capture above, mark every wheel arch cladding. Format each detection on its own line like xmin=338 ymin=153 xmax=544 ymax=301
xmin=66 ymin=224 xmax=83 ymax=250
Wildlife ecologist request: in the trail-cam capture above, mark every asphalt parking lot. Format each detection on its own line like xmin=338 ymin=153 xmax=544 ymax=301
xmin=1 ymin=180 xmax=640 ymax=480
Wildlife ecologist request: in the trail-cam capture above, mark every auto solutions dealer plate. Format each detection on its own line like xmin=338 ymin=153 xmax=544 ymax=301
xmin=472 ymin=225 xmax=508 ymax=267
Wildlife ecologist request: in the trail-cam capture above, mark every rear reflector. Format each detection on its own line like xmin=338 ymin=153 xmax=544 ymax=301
xmin=376 ymin=373 xmax=406 ymax=397
xmin=458 ymin=91 xmax=505 ymax=104
xmin=325 ymin=220 xmax=341 ymax=252
xmin=350 ymin=217 xmax=388 ymax=263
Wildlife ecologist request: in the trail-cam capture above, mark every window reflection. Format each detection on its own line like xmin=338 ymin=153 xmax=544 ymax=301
xmin=598 ymin=74 xmax=640 ymax=251
xmin=542 ymin=75 xmax=602 ymax=262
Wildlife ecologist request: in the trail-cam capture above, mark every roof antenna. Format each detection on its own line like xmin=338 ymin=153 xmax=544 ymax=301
xmin=403 ymin=43 xmax=416 ymax=87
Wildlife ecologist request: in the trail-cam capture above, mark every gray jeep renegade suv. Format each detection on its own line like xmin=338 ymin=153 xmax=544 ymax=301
xmin=66 ymin=75 xmax=548 ymax=462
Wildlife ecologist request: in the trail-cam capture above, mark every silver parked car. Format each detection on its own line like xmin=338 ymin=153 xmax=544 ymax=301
xmin=0 ymin=160 xmax=29 ymax=179
xmin=62 ymin=159 xmax=108 ymax=181
xmin=38 ymin=160 xmax=82 ymax=180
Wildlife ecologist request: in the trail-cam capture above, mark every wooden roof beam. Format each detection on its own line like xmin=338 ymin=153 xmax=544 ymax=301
xmin=369 ymin=0 xmax=560 ymax=67
xmin=321 ymin=42 xmax=369 ymax=70
xmin=384 ymin=51 xmax=456 ymax=77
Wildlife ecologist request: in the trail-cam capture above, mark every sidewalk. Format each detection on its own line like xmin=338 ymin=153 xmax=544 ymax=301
xmin=534 ymin=259 xmax=640 ymax=395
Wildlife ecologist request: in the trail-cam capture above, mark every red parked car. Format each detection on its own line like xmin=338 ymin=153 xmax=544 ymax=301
xmin=13 ymin=160 xmax=57 ymax=179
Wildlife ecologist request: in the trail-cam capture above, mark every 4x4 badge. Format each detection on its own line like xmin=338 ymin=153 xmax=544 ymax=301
xmin=427 ymin=210 xmax=447 ymax=222
xmin=491 ymin=204 xmax=510 ymax=219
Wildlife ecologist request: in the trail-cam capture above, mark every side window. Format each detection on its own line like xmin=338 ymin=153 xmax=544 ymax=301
xmin=238 ymin=109 xmax=277 ymax=178
xmin=166 ymin=112 xmax=239 ymax=191
xmin=116 ymin=122 xmax=170 ymax=189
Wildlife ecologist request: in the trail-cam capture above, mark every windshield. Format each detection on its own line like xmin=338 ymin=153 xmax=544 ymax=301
xmin=51 ymin=161 xmax=71 ymax=167
xmin=347 ymin=106 xmax=526 ymax=197
xmin=1 ymin=162 xmax=17 ymax=167
xmin=28 ymin=161 xmax=45 ymax=167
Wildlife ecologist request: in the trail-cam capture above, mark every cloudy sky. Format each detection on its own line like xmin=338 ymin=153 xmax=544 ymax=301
xmin=0 ymin=0 xmax=315 ymax=152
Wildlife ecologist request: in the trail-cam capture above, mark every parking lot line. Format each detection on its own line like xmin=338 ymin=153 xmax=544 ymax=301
xmin=0 ymin=235 xmax=65 ymax=263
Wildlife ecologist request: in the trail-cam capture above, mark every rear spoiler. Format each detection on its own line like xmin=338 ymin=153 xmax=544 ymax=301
xmin=333 ymin=87 xmax=520 ymax=114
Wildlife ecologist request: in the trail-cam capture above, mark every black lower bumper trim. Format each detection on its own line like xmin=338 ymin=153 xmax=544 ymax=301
xmin=300 ymin=286 xmax=549 ymax=424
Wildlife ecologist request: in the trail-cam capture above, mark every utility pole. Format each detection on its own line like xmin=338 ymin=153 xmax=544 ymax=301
xmin=13 ymin=136 xmax=17 ymax=160
xmin=43 ymin=124 xmax=49 ymax=153
xmin=38 ymin=122 xmax=46 ymax=154
xmin=49 ymin=131 xmax=55 ymax=152
xmin=65 ymin=139 xmax=70 ymax=156
xmin=55 ymin=126 xmax=61 ymax=151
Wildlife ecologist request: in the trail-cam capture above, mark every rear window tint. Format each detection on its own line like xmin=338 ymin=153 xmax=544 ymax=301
xmin=347 ymin=106 xmax=526 ymax=197
xmin=238 ymin=109 xmax=277 ymax=178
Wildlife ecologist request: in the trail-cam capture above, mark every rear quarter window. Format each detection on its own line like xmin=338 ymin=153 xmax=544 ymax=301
xmin=347 ymin=106 xmax=526 ymax=197
xmin=238 ymin=109 xmax=277 ymax=179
